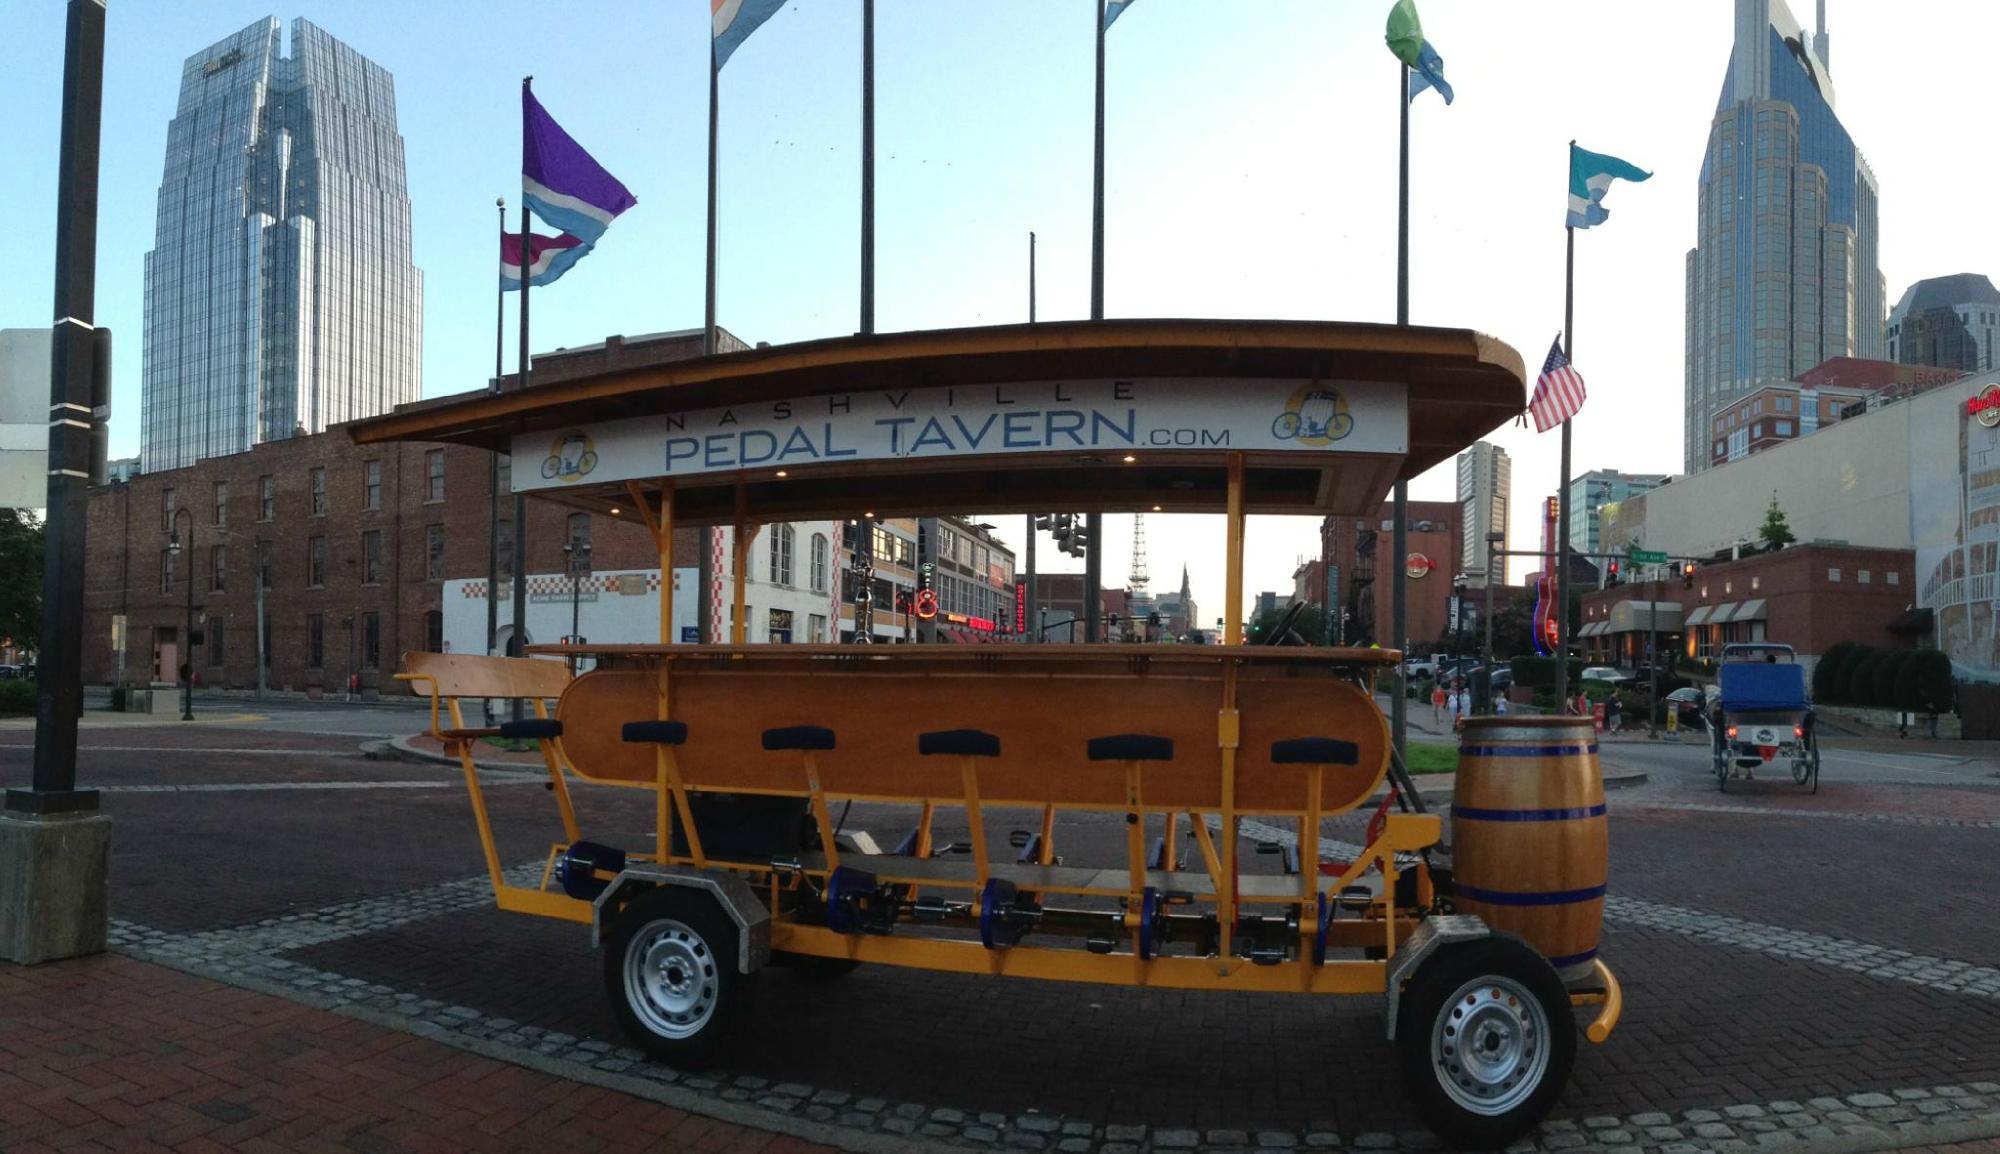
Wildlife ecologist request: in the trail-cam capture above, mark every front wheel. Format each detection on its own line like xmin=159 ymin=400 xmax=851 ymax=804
xmin=604 ymin=887 xmax=755 ymax=1068
xmin=1397 ymin=933 xmax=1577 ymax=1150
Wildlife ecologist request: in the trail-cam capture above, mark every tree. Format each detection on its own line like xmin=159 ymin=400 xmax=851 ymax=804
xmin=0 ymin=510 xmax=43 ymax=650
xmin=1813 ymin=641 xmax=1856 ymax=702
xmin=1758 ymin=493 xmax=1796 ymax=551
xmin=1247 ymin=604 xmax=1327 ymax=646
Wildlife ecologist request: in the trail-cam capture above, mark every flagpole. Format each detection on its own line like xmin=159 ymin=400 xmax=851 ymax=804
xmin=1553 ymin=212 xmax=1576 ymax=714
xmin=487 ymin=198 xmax=503 ymax=669
xmin=511 ymin=77 xmax=533 ymax=726
xmin=699 ymin=44 xmax=720 ymax=642
xmin=860 ymin=0 xmax=875 ymax=335
xmin=1390 ymin=62 xmax=1410 ymax=768
xmin=1084 ymin=0 xmax=1107 ymax=644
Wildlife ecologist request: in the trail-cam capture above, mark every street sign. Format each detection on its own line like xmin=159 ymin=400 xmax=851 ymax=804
xmin=1630 ymin=549 xmax=1668 ymax=564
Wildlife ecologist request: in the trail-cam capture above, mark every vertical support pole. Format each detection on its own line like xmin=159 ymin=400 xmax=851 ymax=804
xmin=730 ymin=486 xmax=753 ymax=646
xmin=511 ymin=77 xmax=534 ymax=729
xmin=1224 ymin=454 xmax=1245 ymax=645
xmin=1390 ymin=62 xmax=1411 ymax=772
xmin=488 ymin=200 xmax=504 ymax=667
xmin=959 ymin=757 xmax=989 ymax=890
xmin=860 ymin=0 xmax=874 ymax=336
xmin=12 ymin=0 xmax=106 ymax=816
xmin=1090 ymin=0 xmax=1106 ymax=322
xmin=1121 ymin=762 xmax=1146 ymax=929
xmin=1023 ymin=513 xmax=1037 ymax=644
xmin=803 ymin=751 xmax=839 ymax=872
xmin=705 ymin=47 xmax=719 ymax=357
xmin=1084 ymin=512 xmax=1103 ymax=642
xmin=1554 ymin=211 xmax=1576 ymax=713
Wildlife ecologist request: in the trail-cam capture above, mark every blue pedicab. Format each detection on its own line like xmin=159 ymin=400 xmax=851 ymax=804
xmin=1709 ymin=643 xmax=1819 ymax=792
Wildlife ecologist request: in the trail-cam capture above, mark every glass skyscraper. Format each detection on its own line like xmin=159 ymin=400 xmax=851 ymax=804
xmin=141 ymin=18 xmax=422 ymax=473
xmin=1683 ymin=0 xmax=1881 ymax=474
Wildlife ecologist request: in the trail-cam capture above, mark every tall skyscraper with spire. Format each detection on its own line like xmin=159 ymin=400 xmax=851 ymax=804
xmin=1683 ymin=0 xmax=1882 ymax=474
xmin=141 ymin=17 xmax=423 ymax=472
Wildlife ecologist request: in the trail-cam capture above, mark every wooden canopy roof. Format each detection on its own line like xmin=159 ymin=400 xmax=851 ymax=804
xmin=347 ymin=318 xmax=1525 ymax=525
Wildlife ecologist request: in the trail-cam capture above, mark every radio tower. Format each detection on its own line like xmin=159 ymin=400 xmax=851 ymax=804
xmin=1128 ymin=514 xmax=1155 ymax=623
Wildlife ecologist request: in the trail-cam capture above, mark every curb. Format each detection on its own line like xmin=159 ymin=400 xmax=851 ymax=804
xmin=368 ymin=734 xmax=548 ymax=776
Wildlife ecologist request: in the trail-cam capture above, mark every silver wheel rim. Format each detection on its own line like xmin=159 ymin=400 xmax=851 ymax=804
xmin=624 ymin=917 xmax=720 ymax=1040
xmin=1431 ymin=975 xmax=1550 ymax=1116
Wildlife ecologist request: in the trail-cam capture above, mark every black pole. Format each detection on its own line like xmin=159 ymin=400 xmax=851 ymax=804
xmin=1029 ymin=232 xmax=1037 ymax=323
xmin=12 ymin=0 xmax=106 ymax=816
xmin=487 ymin=199 xmax=503 ymax=665
xmin=1091 ymin=1 xmax=1106 ymax=321
xmin=860 ymin=0 xmax=874 ymax=336
xmin=1553 ymin=153 xmax=1576 ymax=713
xmin=699 ymin=49 xmax=720 ymax=641
xmin=511 ymin=77 xmax=533 ymax=726
xmin=1083 ymin=513 xmax=1103 ymax=642
xmin=1390 ymin=63 xmax=1409 ymax=765
xmin=180 ymin=512 xmax=194 ymax=722
xmin=1023 ymin=515 xmax=1037 ymax=644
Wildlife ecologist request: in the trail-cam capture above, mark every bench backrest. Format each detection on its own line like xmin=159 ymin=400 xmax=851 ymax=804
xmin=399 ymin=651 xmax=572 ymax=702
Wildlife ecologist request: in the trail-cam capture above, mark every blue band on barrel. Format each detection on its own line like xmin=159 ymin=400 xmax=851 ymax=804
xmin=1460 ymin=744 xmax=1600 ymax=757
xmin=1453 ymin=882 xmax=1607 ymax=907
xmin=1451 ymin=803 xmax=1607 ymax=822
xmin=1546 ymin=947 xmax=1598 ymax=969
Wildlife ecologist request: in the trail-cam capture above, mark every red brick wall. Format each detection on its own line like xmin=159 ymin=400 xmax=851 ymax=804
xmin=83 ymin=432 xmax=698 ymax=693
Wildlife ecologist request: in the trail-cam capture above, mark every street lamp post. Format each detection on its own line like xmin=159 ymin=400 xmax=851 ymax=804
xmin=1483 ymin=530 xmax=1504 ymax=710
xmin=562 ymin=539 xmax=592 ymax=675
xmin=166 ymin=509 xmax=195 ymax=721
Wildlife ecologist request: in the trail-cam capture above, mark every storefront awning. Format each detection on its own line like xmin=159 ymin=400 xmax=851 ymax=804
xmin=1735 ymin=599 xmax=1768 ymax=622
xmin=1577 ymin=622 xmax=1603 ymax=637
xmin=1706 ymin=601 xmax=1744 ymax=624
xmin=1685 ymin=605 xmax=1716 ymax=627
xmin=1604 ymin=599 xmax=1684 ymax=633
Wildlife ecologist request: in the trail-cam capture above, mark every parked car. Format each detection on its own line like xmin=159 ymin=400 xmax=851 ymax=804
xmin=1664 ymin=686 xmax=1707 ymax=727
xmin=1580 ymin=665 xmax=1627 ymax=683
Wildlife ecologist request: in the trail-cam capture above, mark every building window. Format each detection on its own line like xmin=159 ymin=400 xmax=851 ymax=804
xmin=1751 ymin=576 xmax=1760 ymax=591
xmin=307 ymin=536 xmax=326 ymax=588
xmin=310 ymin=468 xmax=327 ymax=515
xmin=809 ymin=613 xmax=828 ymax=642
xmin=425 ymin=450 xmax=445 ymax=502
xmin=768 ymin=608 xmax=794 ymax=644
xmin=363 ymin=460 xmax=382 ymax=510
xmin=425 ymin=610 xmax=444 ymax=653
xmin=363 ymin=613 xmax=381 ymax=670
xmin=1777 ymin=396 xmax=1794 ymax=413
xmin=810 ymin=534 xmax=829 ymax=594
xmin=213 ymin=482 xmax=228 ymax=527
xmin=259 ymin=475 xmax=275 ymax=521
xmin=361 ymin=530 xmax=383 ymax=585
xmin=1775 ymin=421 xmax=1792 ymax=436
xmin=1858 ymin=570 xmax=1871 ymax=584
xmin=1827 ymin=568 xmax=1841 ymax=582
xmin=1887 ymin=571 xmax=1900 ymax=586
xmin=427 ymin=524 xmax=446 ymax=580
xmin=159 ymin=550 xmax=173 ymax=594
xmin=210 ymin=544 xmax=226 ymax=593
xmin=160 ymin=486 xmax=175 ymax=531
xmin=307 ymin=613 xmax=324 ymax=669
xmin=208 ymin=620 xmax=224 ymax=668
xmin=769 ymin=524 xmax=795 ymax=587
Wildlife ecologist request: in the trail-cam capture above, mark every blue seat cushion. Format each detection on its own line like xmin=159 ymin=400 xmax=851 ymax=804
xmin=1270 ymin=737 xmax=1360 ymax=766
xmin=1087 ymin=734 xmax=1175 ymax=762
xmin=621 ymin=720 xmax=689 ymax=745
xmin=497 ymin=718 xmax=562 ymax=741
xmin=917 ymin=729 xmax=1001 ymax=758
xmin=762 ymin=725 xmax=836 ymax=752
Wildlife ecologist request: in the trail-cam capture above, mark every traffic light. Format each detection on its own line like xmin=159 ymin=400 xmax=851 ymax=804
xmin=1034 ymin=514 xmax=1054 ymax=531
xmin=1682 ymin=560 xmax=1696 ymax=589
xmin=1052 ymin=513 xmax=1075 ymax=553
xmin=1147 ymin=611 xmax=1162 ymax=627
xmin=1606 ymin=559 xmax=1621 ymax=585
xmin=1067 ymin=513 xmax=1090 ymax=558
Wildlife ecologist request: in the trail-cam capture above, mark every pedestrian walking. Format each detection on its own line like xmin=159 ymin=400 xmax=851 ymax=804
xmin=1431 ymin=683 xmax=1446 ymax=725
xmin=1494 ymin=693 xmax=1509 ymax=716
xmin=1607 ymin=690 xmax=1623 ymax=733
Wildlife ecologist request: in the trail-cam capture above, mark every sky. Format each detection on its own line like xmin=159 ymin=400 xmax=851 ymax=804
xmin=6 ymin=0 xmax=2000 ymax=625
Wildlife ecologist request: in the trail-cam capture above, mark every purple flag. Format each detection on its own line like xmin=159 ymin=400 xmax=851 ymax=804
xmin=522 ymin=87 xmax=636 ymax=244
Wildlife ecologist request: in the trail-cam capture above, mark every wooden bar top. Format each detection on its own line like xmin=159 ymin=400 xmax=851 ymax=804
xmin=524 ymin=642 xmax=1401 ymax=667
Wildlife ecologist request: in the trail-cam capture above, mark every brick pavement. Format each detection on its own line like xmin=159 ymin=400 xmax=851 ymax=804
xmin=0 ymin=952 xmax=835 ymax=1154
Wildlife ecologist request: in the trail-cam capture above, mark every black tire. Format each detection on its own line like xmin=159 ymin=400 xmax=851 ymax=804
xmin=603 ymin=887 xmax=755 ymax=1068
xmin=1396 ymin=933 xmax=1577 ymax=1150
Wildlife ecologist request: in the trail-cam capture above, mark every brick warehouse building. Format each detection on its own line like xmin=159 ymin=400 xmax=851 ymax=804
xmin=1319 ymin=500 xmax=1463 ymax=649
xmin=83 ymin=433 xmax=700 ymax=694
xmin=79 ymin=329 xmax=757 ymax=694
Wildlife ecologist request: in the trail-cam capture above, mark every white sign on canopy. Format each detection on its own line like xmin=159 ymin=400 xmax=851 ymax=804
xmin=511 ymin=377 xmax=1408 ymax=492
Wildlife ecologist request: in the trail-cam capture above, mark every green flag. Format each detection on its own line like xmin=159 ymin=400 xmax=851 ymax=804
xmin=1385 ymin=0 xmax=1424 ymax=68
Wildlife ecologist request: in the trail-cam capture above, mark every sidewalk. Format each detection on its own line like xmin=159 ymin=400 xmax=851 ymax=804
xmin=0 ymin=952 xmax=835 ymax=1154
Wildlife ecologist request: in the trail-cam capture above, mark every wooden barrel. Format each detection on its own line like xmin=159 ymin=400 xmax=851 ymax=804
xmin=1450 ymin=716 xmax=1606 ymax=982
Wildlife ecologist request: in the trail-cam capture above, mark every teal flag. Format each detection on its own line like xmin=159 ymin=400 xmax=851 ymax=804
xmin=1567 ymin=144 xmax=1650 ymax=229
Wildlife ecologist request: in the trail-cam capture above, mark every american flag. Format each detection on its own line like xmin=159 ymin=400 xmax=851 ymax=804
xmin=1529 ymin=337 xmax=1587 ymax=432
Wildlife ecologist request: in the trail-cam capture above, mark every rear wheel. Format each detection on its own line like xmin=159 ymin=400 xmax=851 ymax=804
xmin=1397 ymin=933 xmax=1576 ymax=1149
xmin=604 ymin=887 xmax=754 ymax=1068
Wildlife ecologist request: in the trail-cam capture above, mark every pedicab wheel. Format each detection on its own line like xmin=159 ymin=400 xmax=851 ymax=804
xmin=1790 ymin=748 xmax=1811 ymax=786
xmin=1396 ymin=933 xmax=1576 ymax=1150
xmin=604 ymin=887 xmax=754 ymax=1068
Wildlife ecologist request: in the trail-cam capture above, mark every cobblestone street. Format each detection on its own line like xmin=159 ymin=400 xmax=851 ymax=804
xmin=4 ymin=709 xmax=1999 ymax=1153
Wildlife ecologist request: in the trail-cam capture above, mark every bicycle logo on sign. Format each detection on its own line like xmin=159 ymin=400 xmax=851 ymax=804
xmin=1270 ymin=385 xmax=1354 ymax=445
